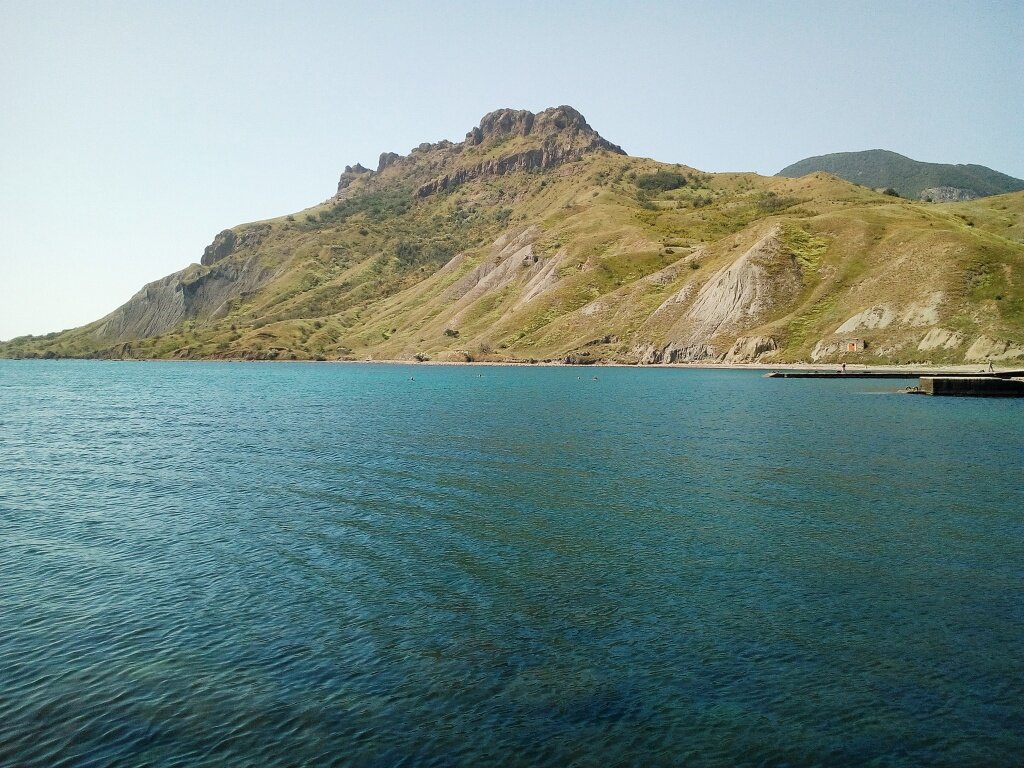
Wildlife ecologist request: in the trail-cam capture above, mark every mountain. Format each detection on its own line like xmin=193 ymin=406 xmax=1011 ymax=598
xmin=4 ymin=106 xmax=1024 ymax=365
xmin=777 ymin=149 xmax=1024 ymax=201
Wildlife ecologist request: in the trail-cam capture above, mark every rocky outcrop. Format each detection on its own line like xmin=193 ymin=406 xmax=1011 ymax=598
xmin=633 ymin=342 xmax=718 ymax=364
xmin=835 ymin=305 xmax=895 ymax=333
xmin=441 ymin=227 xmax=540 ymax=304
xmin=918 ymin=327 xmax=964 ymax=351
xmin=92 ymin=250 xmax=283 ymax=343
xmin=683 ymin=227 xmax=802 ymax=340
xmin=965 ymin=336 xmax=1024 ymax=361
xmin=514 ymin=250 xmax=562 ymax=308
xmin=562 ymin=351 xmax=598 ymax=365
xmin=416 ymin=106 xmax=625 ymax=197
xmin=466 ymin=106 xmax=621 ymax=151
xmin=919 ymin=186 xmax=979 ymax=202
xmin=331 ymin=106 xmax=625 ymax=199
xmin=810 ymin=340 xmax=836 ymax=361
xmin=439 ymin=225 xmax=568 ymax=329
xmin=201 ymin=230 xmax=236 ymax=266
xmin=336 ymin=163 xmax=372 ymax=195
xmin=200 ymin=225 xmax=271 ymax=266
xmin=836 ymin=295 xmax=941 ymax=334
xmin=91 ymin=272 xmax=193 ymax=341
xmin=377 ymin=152 xmax=401 ymax=172
xmin=653 ymin=283 xmax=697 ymax=315
xmin=723 ymin=336 xmax=779 ymax=362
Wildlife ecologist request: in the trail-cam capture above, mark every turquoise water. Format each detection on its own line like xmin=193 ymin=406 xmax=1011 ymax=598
xmin=1 ymin=360 xmax=1021 ymax=767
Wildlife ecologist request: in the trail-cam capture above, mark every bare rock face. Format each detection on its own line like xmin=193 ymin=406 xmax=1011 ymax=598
xmin=468 ymin=108 xmax=536 ymax=143
xmin=684 ymin=227 xmax=802 ymax=340
xmin=200 ymin=224 xmax=272 ymax=267
xmin=201 ymin=229 xmax=236 ymax=266
xmin=417 ymin=106 xmax=625 ymax=197
xmin=723 ymin=336 xmax=779 ymax=362
xmin=94 ymin=225 xmax=281 ymax=343
xmin=336 ymin=163 xmax=372 ymax=195
xmin=440 ymin=226 xmax=548 ymax=325
xmin=919 ymin=186 xmax=979 ymax=202
xmin=918 ymin=327 xmax=964 ymax=351
xmin=663 ymin=343 xmax=718 ymax=362
xmin=377 ymin=152 xmax=401 ymax=172
xmin=632 ymin=341 xmax=718 ymax=364
xmin=632 ymin=343 xmax=660 ymax=364
xmin=652 ymin=283 xmax=696 ymax=315
xmin=91 ymin=255 xmax=282 ymax=343
xmin=965 ymin=336 xmax=1024 ymax=361
xmin=810 ymin=339 xmax=845 ymax=361
xmin=836 ymin=305 xmax=895 ymax=333
xmin=836 ymin=294 xmax=943 ymax=334
xmin=467 ymin=106 xmax=615 ymax=148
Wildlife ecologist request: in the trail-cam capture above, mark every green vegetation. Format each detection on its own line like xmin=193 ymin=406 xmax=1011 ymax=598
xmin=780 ymin=224 xmax=828 ymax=272
xmin=635 ymin=170 xmax=688 ymax=193
xmin=4 ymin=115 xmax=1024 ymax=365
xmin=777 ymin=149 xmax=1024 ymax=200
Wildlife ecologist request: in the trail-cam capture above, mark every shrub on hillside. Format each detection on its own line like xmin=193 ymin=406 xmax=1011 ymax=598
xmin=757 ymin=191 xmax=799 ymax=212
xmin=395 ymin=240 xmax=421 ymax=265
xmin=636 ymin=170 xmax=688 ymax=193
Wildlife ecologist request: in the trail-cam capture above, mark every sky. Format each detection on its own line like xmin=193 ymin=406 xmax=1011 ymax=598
xmin=1 ymin=0 xmax=1022 ymax=340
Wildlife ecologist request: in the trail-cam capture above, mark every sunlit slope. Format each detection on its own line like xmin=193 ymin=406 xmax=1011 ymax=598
xmin=778 ymin=149 xmax=1024 ymax=201
xmin=4 ymin=108 xmax=1023 ymax=364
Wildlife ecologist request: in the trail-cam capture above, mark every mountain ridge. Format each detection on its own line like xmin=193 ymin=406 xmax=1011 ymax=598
xmin=4 ymin=107 xmax=1024 ymax=365
xmin=777 ymin=149 xmax=1024 ymax=201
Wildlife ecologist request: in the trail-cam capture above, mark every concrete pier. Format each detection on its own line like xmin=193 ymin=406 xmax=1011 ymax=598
xmin=768 ymin=371 xmax=926 ymax=379
xmin=765 ymin=368 xmax=1024 ymax=397
xmin=766 ymin=369 xmax=1024 ymax=380
xmin=919 ymin=377 xmax=1024 ymax=397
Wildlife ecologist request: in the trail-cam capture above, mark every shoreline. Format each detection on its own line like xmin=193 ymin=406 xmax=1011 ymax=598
xmin=3 ymin=356 xmax=1018 ymax=374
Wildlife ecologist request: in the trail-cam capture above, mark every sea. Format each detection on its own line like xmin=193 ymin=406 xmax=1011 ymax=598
xmin=1 ymin=360 xmax=1021 ymax=767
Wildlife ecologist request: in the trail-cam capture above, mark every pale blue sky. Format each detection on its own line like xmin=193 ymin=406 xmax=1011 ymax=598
xmin=2 ymin=0 xmax=1022 ymax=339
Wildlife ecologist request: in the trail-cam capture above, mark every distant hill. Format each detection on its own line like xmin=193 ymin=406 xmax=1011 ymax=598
xmin=777 ymin=149 xmax=1024 ymax=201
xmin=4 ymin=109 xmax=1024 ymax=365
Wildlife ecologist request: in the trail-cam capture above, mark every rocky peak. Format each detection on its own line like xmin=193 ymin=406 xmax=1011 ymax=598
xmin=466 ymin=105 xmax=620 ymax=152
xmin=335 ymin=106 xmax=624 ymax=199
xmin=336 ymin=163 xmax=373 ymax=195
xmin=200 ymin=224 xmax=270 ymax=266
xmin=201 ymin=229 xmax=236 ymax=267
xmin=377 ymin=152 xmax=401 ymax=172
xmin=415 ymin=106 xmax=624 ymax=197
xmin=467 ymin=108 xmax=534 ymax=144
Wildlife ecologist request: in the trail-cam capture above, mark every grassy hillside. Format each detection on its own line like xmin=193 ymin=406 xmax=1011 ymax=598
xmin=777 ymin=149 xmax=1024 ymax=200
xmin=5 ymin=109 xmax=1024 ymax=365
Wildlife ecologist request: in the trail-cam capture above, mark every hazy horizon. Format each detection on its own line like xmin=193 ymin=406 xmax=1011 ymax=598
xmin=2 ymin=0 xmax=1022 ymax=339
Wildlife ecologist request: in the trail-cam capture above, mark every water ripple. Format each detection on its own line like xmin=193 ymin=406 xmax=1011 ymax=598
xmin=0 ymin=361 xmax=1022 ymax=766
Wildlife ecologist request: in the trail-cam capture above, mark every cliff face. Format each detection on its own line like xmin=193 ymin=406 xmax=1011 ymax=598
xmin=87 ymin=220 xmax=285 ymax=344
xmin=334 ymin=105 xmax=626 ymax=199
xmin=4 ymin=107 xmax=1024 ymax=364
xmin=90 ymin=251 xmax=283 ymax=343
